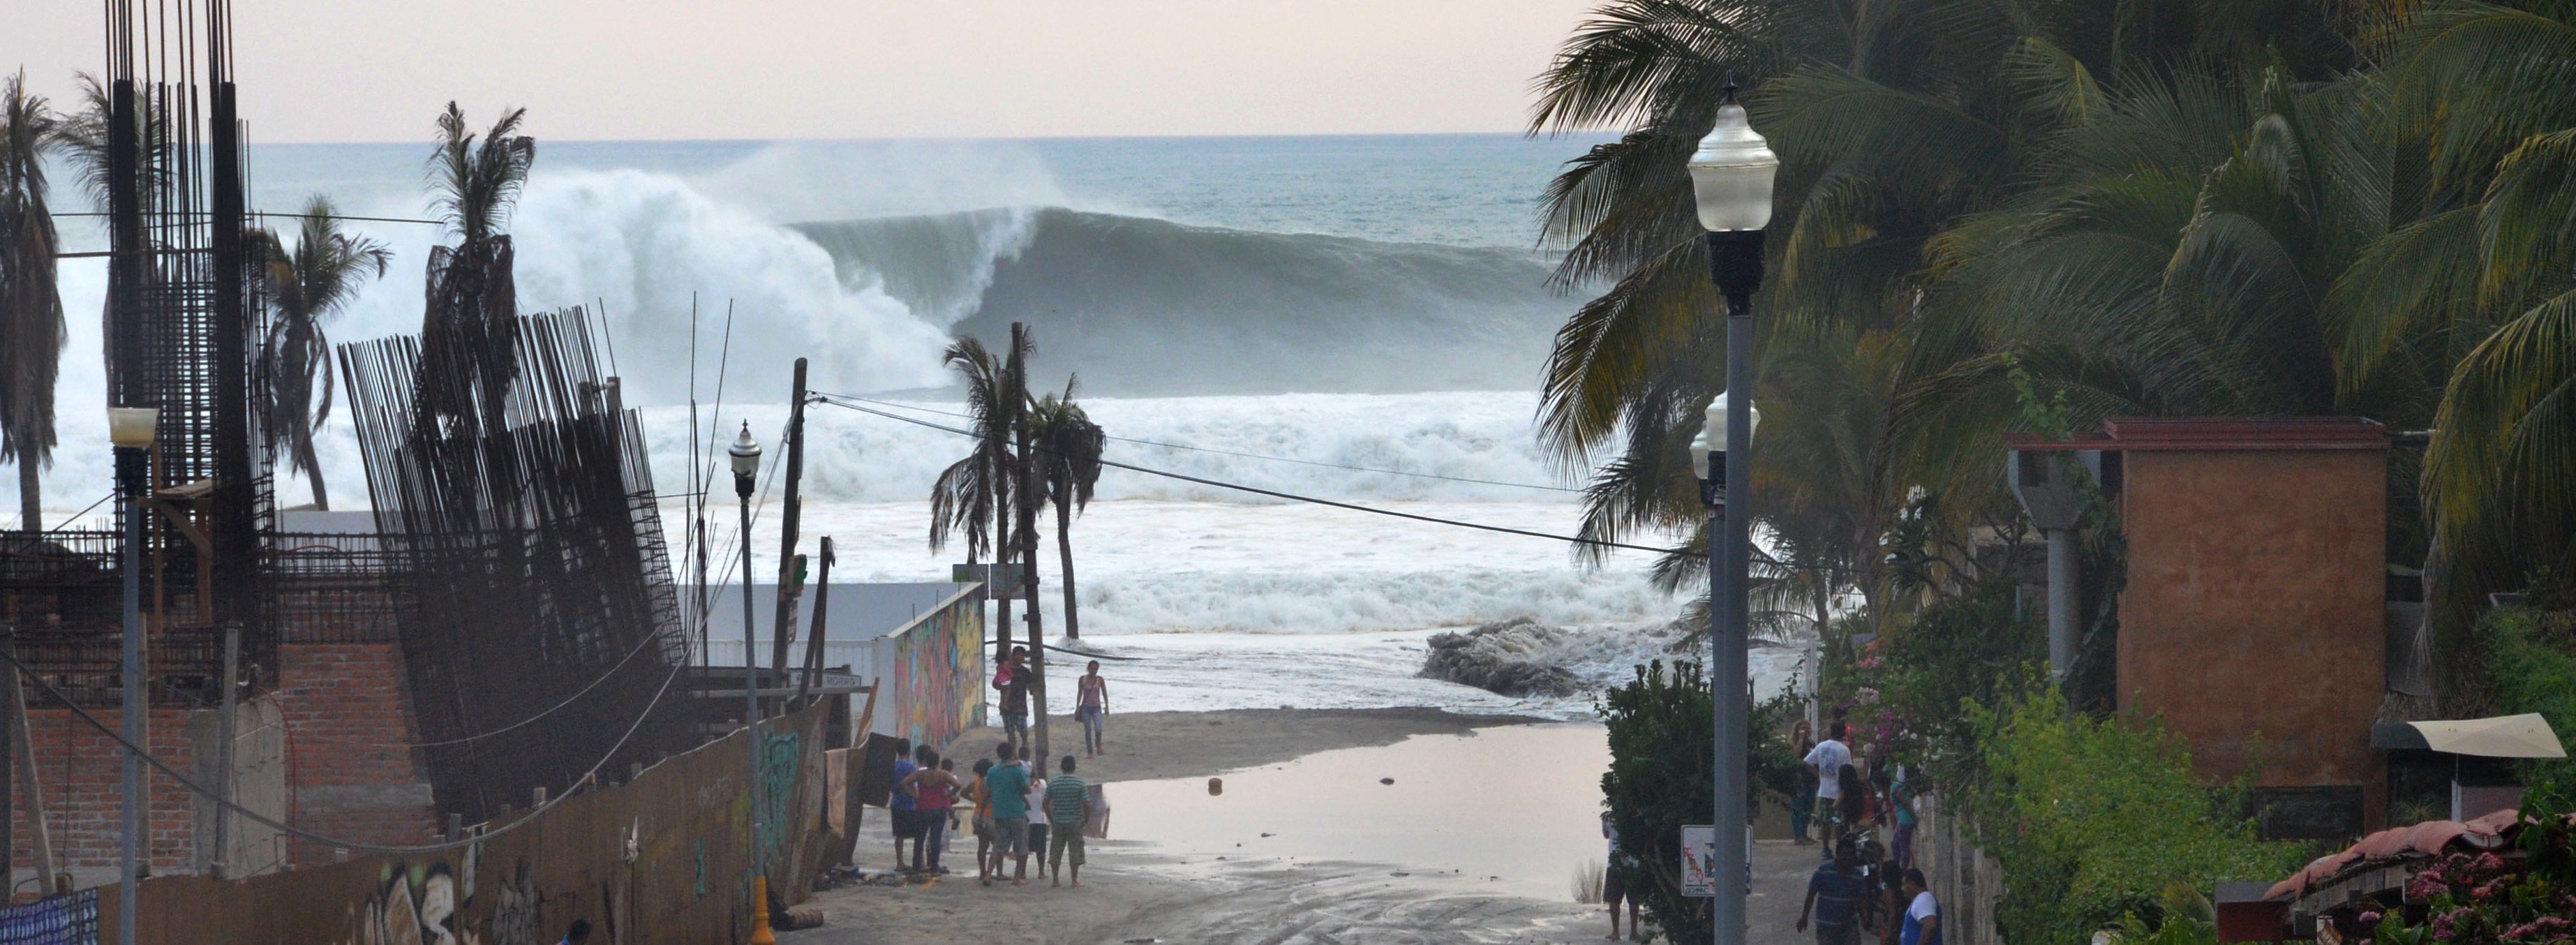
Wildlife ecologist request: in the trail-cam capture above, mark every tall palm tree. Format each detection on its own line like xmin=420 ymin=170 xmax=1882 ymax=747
xmin=418 ymin=103 xmax=533 ymax=432
xmin=928 ymin=330 xmax=1034 ymax=660
xmin=0 ymin=71 xmax=65 ymax=533
xmin=1029 ymin=378 xmax=1105 ymax=639
xmin=253 ymin=195 xmax=392 ymax=509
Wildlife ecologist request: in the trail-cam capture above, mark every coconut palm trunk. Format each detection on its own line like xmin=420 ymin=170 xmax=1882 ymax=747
xmin=0 ymin=73 xmax=66 ymax=533
xmin=1031 ymin=378 xmax=1104 ymax=640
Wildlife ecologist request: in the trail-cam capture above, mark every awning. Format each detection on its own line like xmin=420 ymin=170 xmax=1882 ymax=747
xmin=2372 ymin=713 xmax=2567 ymax=758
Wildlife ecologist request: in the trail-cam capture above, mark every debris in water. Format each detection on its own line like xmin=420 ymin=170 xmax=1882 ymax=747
xmin=1390 ymin=871 xmax=1410 ymax=877
xmin=1260 ymin=832 xmax=1275 ymax=838
xmin=1207 ymin=777 xmax=1223 ymax=796
xmin=1380 ymin=777 xmax=1395 ymax=784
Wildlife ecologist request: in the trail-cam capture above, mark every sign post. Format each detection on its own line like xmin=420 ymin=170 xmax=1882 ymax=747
xmin=1681 ymin=824 xmax=1718 ymax=898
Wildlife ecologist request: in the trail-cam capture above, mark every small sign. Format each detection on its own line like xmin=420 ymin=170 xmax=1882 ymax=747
xmin=1681 ymin=825 xmax=1718 ymax=897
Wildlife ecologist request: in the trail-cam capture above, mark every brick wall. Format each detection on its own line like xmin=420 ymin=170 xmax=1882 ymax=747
xmin=271 ymin=643 xmax=438 ymax=864
xmin=10 ymin=705 xmax=204 ymax=877
xmin=6 ymin=642 xmax=440 ymax=881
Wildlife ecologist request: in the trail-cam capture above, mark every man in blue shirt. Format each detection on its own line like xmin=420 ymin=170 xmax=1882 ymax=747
xmin=983 ymin=741 xmax=1034 ymax=886
xmin=887 ymin=738 xmax=917 ymax=872
xmin=1799 ymin=837 xmax=1868 ymax=945
xmin=1901 ymin=868 xmax=1942 ymax=945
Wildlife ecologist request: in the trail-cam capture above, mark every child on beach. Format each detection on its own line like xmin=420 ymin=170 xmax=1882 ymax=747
xmin=997 ymin=648 xmax=1032 ymax=745
xmin=1025 ymin=746 xmax=1052 ymax=881
xmin=969 ymin=758 xmax=996 ymax=881
xmin=1046 ymin=755 xmax=1089 ymax=887
xmin=941 ymin=757 xmax=963 ymax=850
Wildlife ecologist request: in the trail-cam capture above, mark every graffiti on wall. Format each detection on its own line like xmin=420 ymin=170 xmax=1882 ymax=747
xmin=346 ymin=860 xmax=468 ymax=945
xmin=891 ymin=595 xmax=983 ymax=749
xmin=755 ymin=730 xmax=803 ymax=861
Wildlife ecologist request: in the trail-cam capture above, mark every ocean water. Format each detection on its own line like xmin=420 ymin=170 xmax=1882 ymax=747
xmin=26 ymin=133 xmax=1803 ymax=713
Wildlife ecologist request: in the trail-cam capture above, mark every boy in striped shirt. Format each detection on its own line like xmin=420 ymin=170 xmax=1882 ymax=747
xmin=1045 ymin=755 xmax=1090 ymax=887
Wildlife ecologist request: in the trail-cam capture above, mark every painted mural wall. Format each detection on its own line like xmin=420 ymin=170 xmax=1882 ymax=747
xmin=107 ymin=700 xmax=842 ymax=945
xmin=890 ymin=594 xmax=985 ymax=750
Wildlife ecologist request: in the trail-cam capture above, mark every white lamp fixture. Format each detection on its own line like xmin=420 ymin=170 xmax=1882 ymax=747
xmin=1690 ymin=394 xmax=1764 ymax=482
xmin=1687 ymin=97 xmax=1779 ymax=232
xmin=106 ymin=407 xmax=159 ymax=449
xmin=729 ymin=422 xmax=761 ymax=480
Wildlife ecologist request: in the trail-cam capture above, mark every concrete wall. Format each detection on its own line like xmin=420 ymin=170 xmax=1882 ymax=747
xmin=2117 ymin=448 xmax=2386 ymax=821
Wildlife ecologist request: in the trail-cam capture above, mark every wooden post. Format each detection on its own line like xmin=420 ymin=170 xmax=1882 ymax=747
xmin=769 ymin=358 xmax=810 ymax=677
xmin=2 ymin=628 xmax=57 ymax=891
xmin=796 ymin=538 xmax=835 ymax=704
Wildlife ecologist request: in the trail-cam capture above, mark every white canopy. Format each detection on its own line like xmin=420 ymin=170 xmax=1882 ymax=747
xmin=2408 ymin=713 xmax=2568 ymax=759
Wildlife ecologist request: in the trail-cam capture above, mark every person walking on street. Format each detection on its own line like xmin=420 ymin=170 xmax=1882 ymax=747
xmin=1077 ymin=660 xmax=1110 ymax=757
xmin=1889 ymin=767 xmax=1919 ymax=870
xmin=1602 ymin=811 xmax=1640 ymax=939
xmin=997 ymin=648 xmax=1032 ymax=745
xmin=888 ymin=739 xmax=918 ymax=872
xmin=983 ymin=741 xmax=1034 ymax=886
xmin=900 ymin=750 xmax=962 ymax=875
xmin=1901 ymin=869 xmax=1941 ymax=945
xmin=1046 ymin=755 xmax=1090 ymax=886
xmin=1791 ymin=720 xmax=1818 ymax=846
xmin=1799 ymin=837 xmax=1869 ymax=945
xmin=1805 ymin=722 xmax=1853 ymax=850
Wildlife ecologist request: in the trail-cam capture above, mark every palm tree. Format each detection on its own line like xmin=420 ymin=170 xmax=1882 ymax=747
xmin=1029 ymin=377 xmax=1106 ymax=639
xmin=418 ymin=103 xmax=533 ymax=432
xmin=252 ymin=195 xmax=392 ymax=509
xmin=928 ymin=330 xmax=1033 ymax=661
xmin=0 ymin=71 xmax=65 ymax=533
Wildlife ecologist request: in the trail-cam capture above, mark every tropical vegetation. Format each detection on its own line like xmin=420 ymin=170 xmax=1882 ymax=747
xmin=0 ymin=71 xmax=64 ymax=532
xmin=1029 ymin=378 xmax=1106 ymax=640
xmin=1533 ymin=0 xmax=2576 ymax=717
xmin=418 ymin=103 xmax=533 ymax=431
xmin=251 ymin=195 xmax=392 ymax=509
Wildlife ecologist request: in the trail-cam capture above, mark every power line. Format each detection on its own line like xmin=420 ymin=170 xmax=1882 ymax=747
xmin=808 ymin=396 xmax=1702 ymax=559
xmin=807 ymin=391 xmax=1581 ymax=493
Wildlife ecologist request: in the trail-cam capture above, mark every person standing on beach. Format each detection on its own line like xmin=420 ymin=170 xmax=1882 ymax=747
xmin=997 ymin=648 xmax=1032 ymax=745
xmin=900 ymin=750 xmax=961 ymax=875
xmin=1804 ymin=722 xmax=1852 ymax=849
xmin=1046 ymin=755 xmax=1089 ymax=887
xmin=1798 ymin=838 xmax=1867 ymax=945
xmin=1076 ymin=660 xmax=1109 ymax=757
xmin=1024 ymin=747 xmax=1052 ymax=881
xmin=983 ymin=741 xmax=1034 ymax=886
xmin=969 ymin=758 xmax=997 ymax=883
xmin=888 ymin=739 xmax=918 ymax=872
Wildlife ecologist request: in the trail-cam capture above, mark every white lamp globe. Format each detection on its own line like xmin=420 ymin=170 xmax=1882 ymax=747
xmin=1688 ymin=100 xmax=1779 ymax=232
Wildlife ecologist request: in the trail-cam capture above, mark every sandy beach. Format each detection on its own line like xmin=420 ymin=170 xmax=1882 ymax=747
xmin=782 ymin=708 xmax=1822 ymax=945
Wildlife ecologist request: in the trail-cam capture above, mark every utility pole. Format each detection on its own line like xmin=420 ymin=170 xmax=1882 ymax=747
xmin=769 ymin=359 xmax=808 ymax=678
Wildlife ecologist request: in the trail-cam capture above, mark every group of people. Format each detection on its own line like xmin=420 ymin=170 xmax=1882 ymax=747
xmin=1796 ymin=718 xmax=1937 ymax=945
xmin=887 ymin=739 xmax=1096 ymax=887
xmin=996 ymin=646 xmax=1115 ymax=758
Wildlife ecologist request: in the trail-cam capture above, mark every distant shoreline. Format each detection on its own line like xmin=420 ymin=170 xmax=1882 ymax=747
xmin=934 ymin=706 xmax=1554 ymax=784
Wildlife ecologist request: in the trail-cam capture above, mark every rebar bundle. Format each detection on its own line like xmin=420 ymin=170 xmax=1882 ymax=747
xmin=339 ymin=307 xmax=690 ymax=820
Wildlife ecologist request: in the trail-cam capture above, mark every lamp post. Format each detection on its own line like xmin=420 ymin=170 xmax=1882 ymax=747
xmin=1688 ymin=84 xmax=1776 ymax=945
xmin=107 ymin=406 xmax=156 ymax=945
xmin=728 ymin=423 xmax=764 ymax=877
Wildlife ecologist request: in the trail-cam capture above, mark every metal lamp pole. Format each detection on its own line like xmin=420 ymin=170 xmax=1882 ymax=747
xmin=107 ymin=407 xmax=156 ymax=945
xmin=729 ymin=424 xmax=764 ymax=877
xmin=1688 ymin=84 xmax=1777 ymax=945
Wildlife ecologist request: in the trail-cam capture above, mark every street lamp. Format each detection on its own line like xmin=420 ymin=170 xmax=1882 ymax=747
xmin=107 ymin=405 xmax=156 ymax=945
xmin=1688 ymin=84 xmax=1775 ymax=945
xmin=727 ymin=422 xmax=769 ymax=908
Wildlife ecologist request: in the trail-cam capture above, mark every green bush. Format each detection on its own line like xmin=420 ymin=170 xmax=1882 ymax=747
xmin=2482 ymin=607 xmax=2576 ymax=785
xmin=1962 ymin=687 xmax=2305 ymax=945
xmin=1599 ymin=660 xmax=1805 ymax=943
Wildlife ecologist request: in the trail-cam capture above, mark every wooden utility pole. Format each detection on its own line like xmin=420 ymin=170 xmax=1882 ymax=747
xmin=796 ymin=538 xmax=835 ymax=704
xmin=770 ymin=358 xmax=810 ymax=678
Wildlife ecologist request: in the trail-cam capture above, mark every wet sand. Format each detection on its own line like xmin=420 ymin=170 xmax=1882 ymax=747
xmin=784 ymin=708 xmax=1828 ymax=944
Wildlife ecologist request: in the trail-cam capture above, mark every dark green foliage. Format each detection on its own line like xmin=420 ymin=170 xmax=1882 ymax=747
xmin=2480 ymin=607 xmax=2576 ymax=786
xmin=1599 ymin=660 xmax=1806 ymax=943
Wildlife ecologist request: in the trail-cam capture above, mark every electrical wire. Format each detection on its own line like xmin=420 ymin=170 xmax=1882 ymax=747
xmin=808 ymin=396 xmax=1705 ymax=560
xmin=808 ymin=390 xmax=1581 ymax=493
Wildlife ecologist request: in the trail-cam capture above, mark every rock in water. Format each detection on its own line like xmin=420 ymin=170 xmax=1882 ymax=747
xmin=1419 ymin=617 xmax=1584 ymax=697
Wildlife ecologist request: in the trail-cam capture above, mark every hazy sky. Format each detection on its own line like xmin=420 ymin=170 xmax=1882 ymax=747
xmin=10 ymin=1 xmax=1604 ymax=142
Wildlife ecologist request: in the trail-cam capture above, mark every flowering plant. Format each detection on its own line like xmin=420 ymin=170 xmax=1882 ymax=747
xmin=2365 ymin=851 xmax=2576 ymax=945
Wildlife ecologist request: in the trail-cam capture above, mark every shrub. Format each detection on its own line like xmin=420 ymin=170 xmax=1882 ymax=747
xmin=1598 ymin=660 xmax=1806 ymax=943
xmin=1962 ymin=687 xmax=2305 ymax=944
xmin=2482 ymin=607 xmax=2576 ymax=785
